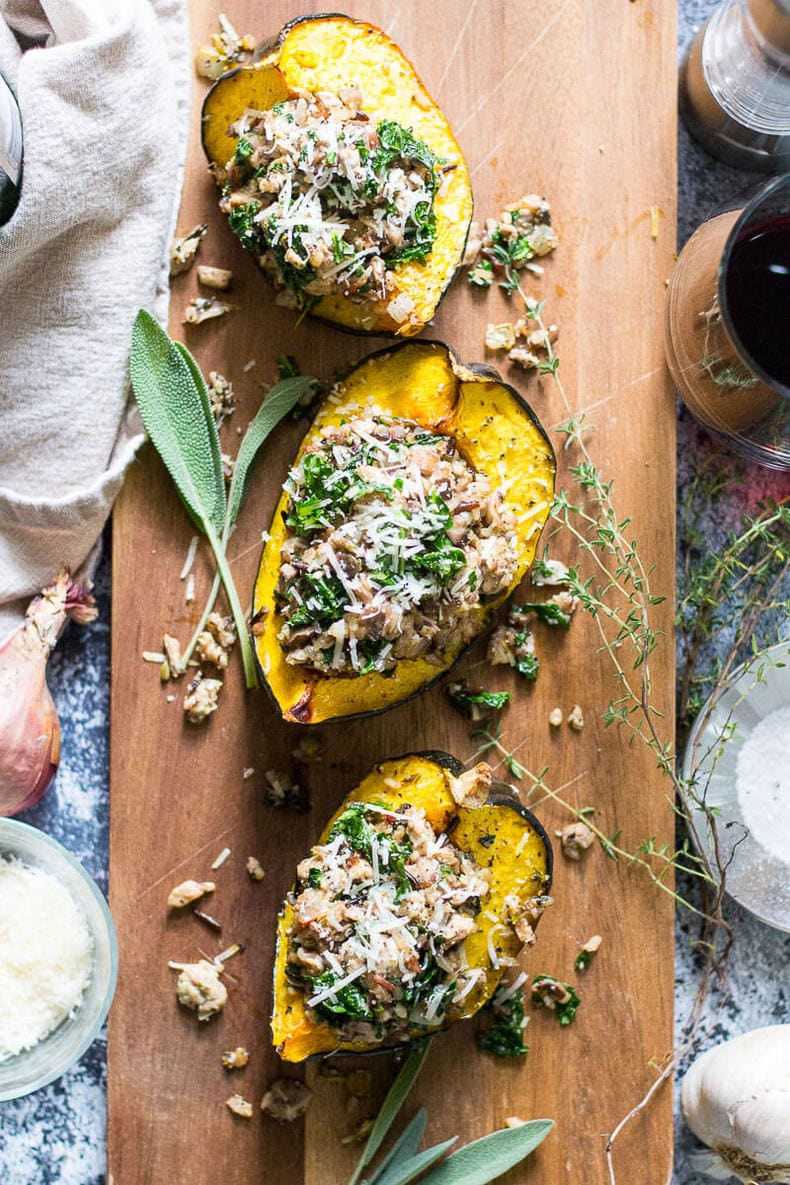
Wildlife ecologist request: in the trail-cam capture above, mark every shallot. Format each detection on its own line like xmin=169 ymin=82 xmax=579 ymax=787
xmin=0 ymin=569 xmax=97 ymax=816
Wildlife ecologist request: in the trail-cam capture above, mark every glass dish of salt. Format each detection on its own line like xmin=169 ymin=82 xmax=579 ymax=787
xmin=683 ymin=639 xmax=790 ymax=933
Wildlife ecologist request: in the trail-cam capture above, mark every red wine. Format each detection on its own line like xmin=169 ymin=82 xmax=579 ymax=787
xmin=724 ymin=214 xmax=790 ymax=389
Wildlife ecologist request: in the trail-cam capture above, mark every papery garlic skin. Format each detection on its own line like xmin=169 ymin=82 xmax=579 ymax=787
xmin=681 ymin=1025 xmax=790 ymax=1184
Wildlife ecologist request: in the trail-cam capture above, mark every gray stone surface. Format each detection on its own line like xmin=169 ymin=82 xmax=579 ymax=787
xmin=1 ymin=4 xmax=788 ymax=1181
xmin=673 ymin=8 xmax=790 ymax=1185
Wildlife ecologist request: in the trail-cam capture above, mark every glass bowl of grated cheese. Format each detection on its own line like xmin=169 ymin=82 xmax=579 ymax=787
xmin=683 ymin=638 xmax=790 ymax=934
xmin=0 ymin=818 xmax=118 ymax=1100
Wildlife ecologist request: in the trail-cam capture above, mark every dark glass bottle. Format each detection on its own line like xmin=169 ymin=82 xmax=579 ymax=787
xmin=0 ymin=72 xmax=22 ymax=226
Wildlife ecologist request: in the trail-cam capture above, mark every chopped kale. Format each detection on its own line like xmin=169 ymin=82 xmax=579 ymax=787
xmin=277 ymin=355 xmax=301 ymax=380
xmin=308 ymin=971 xmax=376 ymax=1025
xmin=446 ymin=683 xmax=511 ymax=721
xmin=307 ymin=867 xmax=323 ymax=889
xmin=329 ymin=802 xmax=375 ymax=861
xmin=402 ymin=958 xmax=453 ymax=1020
xmin=413 ymin=534 xmax=465 ymax=584
xmin=372 ymin=120 xmax=441 ymax=268
xmin=357 ymin=638 xmax=388 ymax=676
xmin=477 ymin=982 xmax=529 ymax=1057
xmin=227 ymin=200 xmax=266 ymax=256
xmin=234 ymin=137 xmax=254 ymax=165
xmin=426 ymin=487 xmax=453 ymax=527
xmin=328 ymin=804 xmax=412 ymax=898
xmin=531 ymin=975 xmax=581 ymax=1026
xmin=372 ymin=120 xmax=441 ymax=186
xmin=286 ymin=572 xmax=349 ymax=629
xmin=385 ymin=215 xmax=437 ymax=267
xmin=575 ymin=948 xmax=593 ymax=971
xmin=387 ymin=840 xmax=414 ymax=901
xmin=513 ymin=633 xmax=540 ymax=681
xmin=286 ymin=448 xmax=391 ymax=537
xmin=514 ymin=601 xmax=572 ymax=629
xmin=269 ymin=234 xmax=316 ymax=292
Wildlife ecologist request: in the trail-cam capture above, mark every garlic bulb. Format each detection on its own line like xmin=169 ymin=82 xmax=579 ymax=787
xmin=681 ymin=1025 xmax=790 ymax=1183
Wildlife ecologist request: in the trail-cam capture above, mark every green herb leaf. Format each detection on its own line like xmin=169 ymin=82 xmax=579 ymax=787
xmin=513 ymin=601 xmax=572 ymax=629
xmin=349 ymin=1041 xmax=432 ymax=1185
xmin=130 ymin=311 xmax=226 ymax=536
xmin=227 ymin=200 xmax=266 ymax=255
xmin=367 ymin=1109 xmax=428 ymax=1185
xmin=513 ymin=639 xmax=539 ymax=682
xmin=308 ymin=972 xmax=375 ymax=1024
xmin=477 ymin=983 xmax=528 ymax=1058
xmin=227 ymin=376 xmax=316 ymax=525
xmin=374 ymin=1139 xmax=458 ymax=1185
xmin=132 ymin=313 xmax=263 ymax=684
xmin=531 ymin=975 xmax=581 ymax=1025
xmin=277 ymin=354 xmax=301 ymax=380
xmin=287 ymin=573 xmax=349 ymax=629
xmin=130 ymin=313 xmax=308 ymax=691
xmin=468 ymin=260 xmax=494 ymax=288
xmin=417 ymin=1120 xmax=553 ymax=1185
xmin=447 ymin=685 xmax=511 ymax=720
xmin=413 ymin=533 xmax=465 ymax=585
xmin=373 ymin=121 xmax=441 ymax=184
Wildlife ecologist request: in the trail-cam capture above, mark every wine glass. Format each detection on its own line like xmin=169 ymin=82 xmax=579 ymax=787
xmin=665 ymin=173 xmax=790 ymax=470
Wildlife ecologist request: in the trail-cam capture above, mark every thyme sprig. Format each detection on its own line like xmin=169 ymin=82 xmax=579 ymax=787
xmin=465 ymin=247 xmax=789 ymax=1185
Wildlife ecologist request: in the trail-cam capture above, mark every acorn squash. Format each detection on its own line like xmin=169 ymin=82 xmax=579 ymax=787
xmin=252 ymin=340 xmax=556 ymax=724
xmin=201 ymin=13 xmax=473 ymax=336
xmin=272 ymin=752 xmax=553 ymax=1062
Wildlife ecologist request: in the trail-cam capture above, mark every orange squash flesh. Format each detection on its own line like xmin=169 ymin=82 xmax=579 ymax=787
xmin=271 ymin=752 xmax=553 ymax=1062
xmin=252 ymin=341 xmax=556 ymax=725
xmin=201 ymin=13 xmax=473 ymax=336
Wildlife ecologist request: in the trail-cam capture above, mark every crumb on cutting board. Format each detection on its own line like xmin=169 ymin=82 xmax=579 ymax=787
xmin=260 ymin=1078 xmax=312 ymax=1122
xmin=167 ymin=879 xmax=215 ymax=909
xmin=168 ymin=958 xmax=227 ymax=1021
xmin=226 ymin=1094 xmax=253 ymax=1119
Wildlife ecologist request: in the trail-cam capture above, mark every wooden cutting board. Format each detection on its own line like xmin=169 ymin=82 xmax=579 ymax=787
xmin=108 ymin=3 xmax=677 ymax=1183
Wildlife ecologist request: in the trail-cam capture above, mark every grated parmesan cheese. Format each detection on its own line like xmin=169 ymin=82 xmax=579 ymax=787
xmin=0 ymin=857 xmax=93 ymax=1060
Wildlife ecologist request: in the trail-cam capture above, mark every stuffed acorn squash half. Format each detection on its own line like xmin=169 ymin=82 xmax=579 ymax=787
xmin=272 ymin=752 xmax=553 ymax=1062
xmin=253 ymin=340 xmax=556 ymax=724
xmin=201 ymin=13 xmax=473 ymax=336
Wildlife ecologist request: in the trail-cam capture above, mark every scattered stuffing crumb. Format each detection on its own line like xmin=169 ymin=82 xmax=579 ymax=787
xmin=222 ymin=1046 xmax=250 ymax=1070
xmin=167 ymin=879 xmax=215 ymax=909
xmin=260 ymin=1078 xmax=312 ymax=1122
xmin=226 ymin=1094 xmax=253 ymax=1119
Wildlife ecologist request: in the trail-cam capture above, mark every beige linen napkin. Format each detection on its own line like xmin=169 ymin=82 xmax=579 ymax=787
xmin=0 ymin=0 xmax=190 ymax=640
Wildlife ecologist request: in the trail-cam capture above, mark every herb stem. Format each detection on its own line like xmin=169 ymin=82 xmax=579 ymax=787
xmin=181 ymin=570 xmax=222 ymax=671
xmin=205 ymin=519 xmax=258 ymax=689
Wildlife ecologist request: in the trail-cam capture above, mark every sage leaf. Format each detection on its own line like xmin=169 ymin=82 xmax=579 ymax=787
xmin=374 ymin=1138 xmax=457 ymax=1185
xmin=227 ymin=376 xmax=316 ymax=527
xmin=367 ymin=1109 xmax=427 ymax=1185
xmin=418 ymin=1120 xmax=554 ymax=1185
xmin=349 ymin=1041 xmax=432 ymax=1185
xmin=130 ymin=310 xmax=226 ymax=536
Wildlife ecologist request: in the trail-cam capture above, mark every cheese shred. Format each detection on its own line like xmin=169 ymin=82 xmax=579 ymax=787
xmin=0 ymin=857 xmax=94 ymax=1060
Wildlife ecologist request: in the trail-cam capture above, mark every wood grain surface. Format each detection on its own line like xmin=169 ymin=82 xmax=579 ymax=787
xmin=108 ymin=3 xmax=678 ymax=1183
